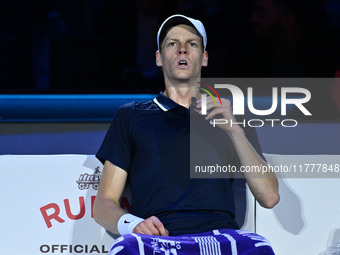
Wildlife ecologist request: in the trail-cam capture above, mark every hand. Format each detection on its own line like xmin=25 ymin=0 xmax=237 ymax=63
xmin=133 ymin=216 xmax=169 ymax=236
xmin=195 ymin=97 xmax=243 ymax=134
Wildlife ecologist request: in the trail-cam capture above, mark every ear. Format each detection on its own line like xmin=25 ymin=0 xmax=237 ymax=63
xmin=202 ymin=50 xmax=208 ymax=67
xmin=156 ymin=50 xmax=162 ymax=67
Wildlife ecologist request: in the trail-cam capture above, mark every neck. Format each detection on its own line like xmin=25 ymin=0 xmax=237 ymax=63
xmin=164 ymin=79 xmax=200 ymax=108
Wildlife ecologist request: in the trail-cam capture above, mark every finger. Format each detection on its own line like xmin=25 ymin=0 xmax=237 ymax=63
xmin=197 ymin=97 xmax=231 ymax=109
xmin=196 ymin=97 xmax=217 ymax=108
xmin=205 ymin=107 xmax=227 ymax=120
xmin=195 ymin=100 xmax=220 ymax=114
xmin=143 ymin=218 xmax=163 ymax=236
xmin=150 ymin=216 xmax=169 ymax=236
xmin=139 ymin=222 xmax=156 ymax=235
xmin=195 ymin=102 xmax=222 ymax=117
xmin=221 ymin=98 xmax=232 ymax=107
xmin=134 ymin=224 xmax=147 ymax=235
xmin=134 ymin=220 xmax=158 ymax=235
xmin=206 ymin=101 xmax=221 ymax=112
xmin=141 ymin=227 xmax=154 ymax=235
xmin=196 ymin=96 xmax=217 ymax=104
xmin=193 ymin=108 xmax=200 ymax=113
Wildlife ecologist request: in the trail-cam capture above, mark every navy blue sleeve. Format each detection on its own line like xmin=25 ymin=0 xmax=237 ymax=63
xmin=96 ymin=103 xmax=135 ymax=172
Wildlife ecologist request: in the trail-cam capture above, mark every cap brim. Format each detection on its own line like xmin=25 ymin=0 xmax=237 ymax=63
xmin=157 ymin=15 xmax=204 ymax=51
xmin=160 ymin=16 xmax=194 ymax=37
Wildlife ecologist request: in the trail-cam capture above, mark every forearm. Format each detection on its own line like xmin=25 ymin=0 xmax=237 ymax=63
xmin=93 ymin=197 xmax=169 ymax=236
xmin=195 ymin=96 xmax=279 ymax=207
xmin=228 ymin=128 xmax=280 ymax=208
xmin=93 ymin=160 xmax=130 ymax=234
xmin=93 ymin=197 xmax=126 ymax=234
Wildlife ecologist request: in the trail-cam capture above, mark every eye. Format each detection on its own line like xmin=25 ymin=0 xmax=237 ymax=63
xmin=189 ymin=42 xmax=197 ymax=47
xmin=168 ymin=42 xmax=176 ymax=47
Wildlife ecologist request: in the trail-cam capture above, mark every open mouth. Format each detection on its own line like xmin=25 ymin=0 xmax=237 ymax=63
xmin=178 ymin=60 xmax=188 ymax=67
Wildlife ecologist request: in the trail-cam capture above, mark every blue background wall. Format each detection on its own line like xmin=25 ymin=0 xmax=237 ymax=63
xmin=1 ymin=95 xmax=339 ymax=155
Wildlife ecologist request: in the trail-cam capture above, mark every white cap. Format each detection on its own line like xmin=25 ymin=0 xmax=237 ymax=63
xmin=157 ymin=14 xmax=207 ymax=51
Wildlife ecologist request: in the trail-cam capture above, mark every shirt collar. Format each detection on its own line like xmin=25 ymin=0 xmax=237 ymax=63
xmin=153 ymin=92 xmax=183 ymax=112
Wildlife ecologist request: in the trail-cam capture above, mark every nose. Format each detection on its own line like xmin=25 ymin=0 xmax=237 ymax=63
xmin=177 ymin=43 xmax=188 ymax=55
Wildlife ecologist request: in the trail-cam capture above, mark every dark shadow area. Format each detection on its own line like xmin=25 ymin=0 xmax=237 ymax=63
xmin=272 ymin=178 xmax=305 ymax=235
xmin=0 ymin=0 xmax=339 ymax=95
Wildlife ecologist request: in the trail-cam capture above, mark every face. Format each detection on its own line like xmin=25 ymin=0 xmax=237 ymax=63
xmin=156 ymin=24 xmax=208 ymax=84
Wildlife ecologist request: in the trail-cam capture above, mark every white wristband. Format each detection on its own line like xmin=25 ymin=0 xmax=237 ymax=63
xmin=117 ymin=213 xmax=144 ymax=235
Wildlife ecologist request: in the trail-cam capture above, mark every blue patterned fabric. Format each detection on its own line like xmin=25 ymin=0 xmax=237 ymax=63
xmin=108 ymin=229 xmax=275 ymax=255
